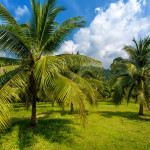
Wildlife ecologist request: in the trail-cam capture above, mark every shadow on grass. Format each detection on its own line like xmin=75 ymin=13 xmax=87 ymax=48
xmin=13 ymin=104 xmax=26 ymax=108
xmin=95 ymin=111 xmax=150 ymax=121
xmin=1 ymin=117 xmax=76 ymax=150
xmin=37 ymin=109 xmax=84 ymax=116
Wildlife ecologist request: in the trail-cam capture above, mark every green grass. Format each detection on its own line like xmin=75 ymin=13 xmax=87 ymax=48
xmin=0 ymin=101 xmax=150 ymax=150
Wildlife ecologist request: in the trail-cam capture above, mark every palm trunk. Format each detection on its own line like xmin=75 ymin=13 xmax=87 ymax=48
xmin=30 ymin=72 xmax=38 ymax=127
xmin=70 ymin=102 xmax=74 ymax=114
xmin=52 ymin=100 xmax=55 ymax=107
xmin=138 ymin=104 xmax=143 ymax=116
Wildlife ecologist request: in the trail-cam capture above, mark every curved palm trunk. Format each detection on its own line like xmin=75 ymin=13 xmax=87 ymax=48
xmin=30 ymin=72 xmax=38 ymax=127
xmin=138 ymin=104 xmax=143 ymax=116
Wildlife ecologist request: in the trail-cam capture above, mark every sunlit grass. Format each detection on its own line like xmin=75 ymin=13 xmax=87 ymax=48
xmin=0 ymin=101 xmax=150 ymax=150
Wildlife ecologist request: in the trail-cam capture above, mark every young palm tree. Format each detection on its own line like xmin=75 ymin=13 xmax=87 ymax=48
xmin=59 ymin=54 xmax=101 ymax=113
xmin=81 ymin=67 xmax=111 ymax=101
xmin=0 ymin=0 xmax=101 ymax=129
xmin=112 ymin=37 xmax=150 ymax=115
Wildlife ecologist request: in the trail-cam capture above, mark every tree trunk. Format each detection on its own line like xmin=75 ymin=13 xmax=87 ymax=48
xmin=52 ymin=100 xmax=55 ymax=107
xmin=30 ymin=72 xmax=38 ymax=127
xmin=70 ymin=102 xmax=74 ymax=114
xmin=138 ymin=104 xmax=144 ymax=116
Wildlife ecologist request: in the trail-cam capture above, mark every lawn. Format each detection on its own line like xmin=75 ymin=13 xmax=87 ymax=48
xmin=0 ymin=101 xmax=150 ymax=150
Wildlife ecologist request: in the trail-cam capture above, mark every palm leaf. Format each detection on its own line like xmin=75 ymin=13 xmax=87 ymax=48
xmin=0 ymin=70 xmax=29 ymax=130
xmin=62 ymin=71 xmax=97 ymax=105
xmin=123 ymin=45 xmax=136 ymax=60
xmin=51 ymin=73 xmax=88 ymax=122
xmin=0 ymin=24 xmax=31 ymax=58
xmin=41 ymin=17 xmax=86 ymax=53
xmin=0 ymin=3 xmax=17 ymax=25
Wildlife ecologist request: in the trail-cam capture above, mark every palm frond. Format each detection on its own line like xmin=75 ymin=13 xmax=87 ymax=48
xmin=132 ymin=37 xmax=139 ymax=51
xmin=58 ymin=54 xmax=102 ymax=68
xmin=62 ymin=71 xmax=97 ymax=105
xmin=0 ymin=3 xmax=17 ymax=24
xmin=34 ymin=55 xmax=65 ymax=92
xmin=112 ymin=78 xmax=125 ymax=105
xmin=127 ymin=84 xmax=136 ymax=104
xmin=123 ymin=45 xmax=136 ymax=60
xmin=39 ymin=0 xmax=65 ymax=48
xmin=142 ymin=37 xmax=150 ymax=52
xmin=19 ymin=23 xmax=32 ymax=37
xmin=41 ymin=17 xmax=86 ymax=53
xmin=128 ymin=63 xmax=137 ymax=77
xmin=0 ymin=24 xmax=31 ymax=58
xmin=51 ymin=73 xmax=88 ymax=122
xmin=87 ymin=78 xmax=104 ymax=98
xmin=0 ymin=70 xmax=29 ymax=130
xmin=30 ymin=0 xmax=42 ymax=38
xmin=0 ymin=65 xmax=20 ymax=75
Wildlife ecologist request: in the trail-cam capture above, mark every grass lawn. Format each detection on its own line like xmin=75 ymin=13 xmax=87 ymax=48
xmin=0 ymin=101 xmax=150 ymax=150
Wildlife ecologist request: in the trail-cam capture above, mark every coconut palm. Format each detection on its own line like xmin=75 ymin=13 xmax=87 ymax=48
xmin=112 ymin=37 xmax=150 ymax=115
xmin=59 ymin=54 xmax=102 ymax=113
xmin=80 ymin=66 xmax=111 ymax=101
xmin=0 ymin=0 xmax=101 ymax=129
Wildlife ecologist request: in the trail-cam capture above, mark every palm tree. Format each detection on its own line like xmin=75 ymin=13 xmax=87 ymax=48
xmin=81 ymin=66 xmax=111 ymax=101
xmin=0 ymin=0 xmax=101 ymax=129
xmin=59 ymin=54 xmax=101 ymax=113
xmin=112 ymin=37 xmax=150 ymax=115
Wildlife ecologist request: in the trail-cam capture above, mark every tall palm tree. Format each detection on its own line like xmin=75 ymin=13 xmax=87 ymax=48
xmin=112 ymin=37 xmax=150 ymax=115
xmin=0 ymin=0 xmax=101 ymax=129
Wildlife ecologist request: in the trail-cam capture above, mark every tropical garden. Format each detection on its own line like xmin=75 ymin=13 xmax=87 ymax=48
xmin=0 ymin=0 xmax=150 ymax=150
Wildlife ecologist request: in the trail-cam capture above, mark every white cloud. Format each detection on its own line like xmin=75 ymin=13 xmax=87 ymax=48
xmin=143 ymin=0 xmax=146 ymax=6
xmin=59 ymin=40 xmax=79 ymax=54
xmin=15 ymin=5 xmax=29 ymax=21
xmin=95 ymin=7 xmax=102 ymax=13
xmin=59 ymin=0 xmax=150 ymax=68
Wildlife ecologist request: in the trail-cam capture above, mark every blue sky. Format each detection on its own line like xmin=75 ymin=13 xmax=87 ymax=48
xmin=1 ymin=0 xmax=150 ymax=68
xmin=1 ymin=0 xmax=127 ymax=24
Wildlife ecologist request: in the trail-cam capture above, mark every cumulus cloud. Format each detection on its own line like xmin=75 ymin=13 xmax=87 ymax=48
xmin=59 ymin=0 xmax=150 ymax=68
xmin=15 ymin=5 xmax=29 ymax=21
xmin=59 ymin=40 xmax=79 ymax=54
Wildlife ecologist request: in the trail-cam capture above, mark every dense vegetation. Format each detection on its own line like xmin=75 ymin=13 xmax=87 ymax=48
xmin=0 ymin=0 xmax=150 ymax=150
